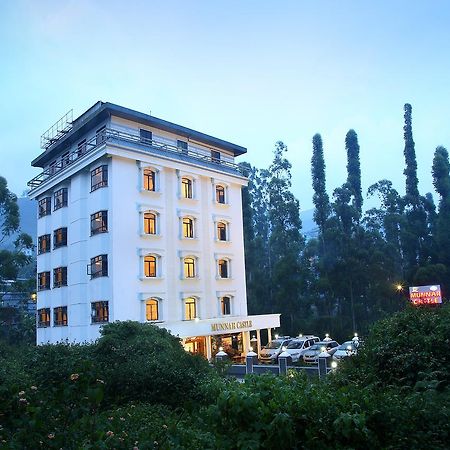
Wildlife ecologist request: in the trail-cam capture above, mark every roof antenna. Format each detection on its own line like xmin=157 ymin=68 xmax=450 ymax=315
xmin=149 ymin=110 xmax=152 ymax=116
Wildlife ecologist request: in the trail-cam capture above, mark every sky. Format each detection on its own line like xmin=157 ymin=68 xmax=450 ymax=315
xmin=1 ymin=0 xmax=450 ymax=211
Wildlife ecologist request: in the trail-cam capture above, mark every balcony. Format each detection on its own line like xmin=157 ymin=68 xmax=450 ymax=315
xmin=28 ymin=128 xmax=245 ymax=190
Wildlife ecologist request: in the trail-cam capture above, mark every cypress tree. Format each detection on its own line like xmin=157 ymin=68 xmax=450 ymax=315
xmin=345 ymin=129 xmax=363 ymax=216
xmin=403 ymin=104 xmax=420 ymax=203
xmin=311 ymin=134 xmax=330 ymax=234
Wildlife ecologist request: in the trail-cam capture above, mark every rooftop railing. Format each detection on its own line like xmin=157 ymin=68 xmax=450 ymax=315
xmin=28 ymin=128 xmax=244 ymax=189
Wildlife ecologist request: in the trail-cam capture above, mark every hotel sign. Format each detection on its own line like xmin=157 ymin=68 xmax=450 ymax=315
xmin=211 ymin=320 xmax=253 ymax=332
xmin=409 ymin=285 xmax=442 ymax=305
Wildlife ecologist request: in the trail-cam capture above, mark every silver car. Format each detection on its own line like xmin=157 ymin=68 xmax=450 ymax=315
xmin=259 ymin=337 xmax=292 ymax=364
xmin=303 ymin=340 xmax=339 ymax=363
xmin=285 ymin=336 xmax=320 ymax=363
xmin=332 ymin=341 xmax=359 ymax=360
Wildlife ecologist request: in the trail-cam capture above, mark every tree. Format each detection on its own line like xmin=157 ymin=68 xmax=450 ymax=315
xmin=403 ymin=104 xmax=420 ymax=203
xmin=345 ymin=129 xmax=363 ymax=217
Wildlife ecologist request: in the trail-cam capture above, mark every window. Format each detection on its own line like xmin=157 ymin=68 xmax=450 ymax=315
xmin=145 ymin=298 xmax=159 ymax=321
xmin=177 ymin=140 xmax=188 ymax=153
xmin=54 ymin=306 xmax=68 ymax=326
xmin=37 ymin=308 xmax=50 ymax=327
xmin=143 ymin=168 xmax=156 ymax=191
xmin=91 ymin=211 xmax=108 ymax=235
xmin=184 ymin=297 xmax=196 ymax=320
xmin=91 ymin=301 xmax=109 ymax=323
xmin=77 ymin=139 xmax=87 ymax=156
xmin=38 ymin=271 xmax=50 ymax=291
xmin=181 ymin=177 xmax=192 ymax=199
xmin=38 ymin=234 xmax=51 ymax=254
xmin=96 ymin=126 xmax=106 ymax=145
xmin=211 ymin=150 xmax=221 ymax=163
xmin=38 ymin=197 xmax=51 ymax=218
xmin=216 ymin=185 xmax=226 ymax=204
xmin=53 ymin=227 xmax=67 ymax=249
xmin=218 ymin=259 xmax=229 ymax=278
xmin=89 ymin=255 xmax=108 ymax=279
xmin=61 ymin=152 xmax=70 ymax=167
xmin=217 ymin=222 xmax=227 ymax=241
xmin=54 ymin=188 xmax=68 ymax=210
xmin=184 ymin=257 xmax=196 ymax=278
xmin=140 ymin=129 xmax=153 ymax=143
xmin=91 ymin=165 xmax=108 ymax=191
xmin=182 ymin=217 xmax=194 ymax=238
xmin=53 ymin=267 xmax=68 ymax=288
xmin=144 ymin=212 xmax=157 ymax=235
xmin=144 ymin=255 xmax=157 ymax=277
xmin=221 ymin=296 xmax=231 ymax=315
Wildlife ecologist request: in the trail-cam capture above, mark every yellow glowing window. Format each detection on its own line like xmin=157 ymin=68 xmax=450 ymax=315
xmin=144 ymin=255 xmax=157 ymax=277
xmin=182 ymin=217 xmax=194 ymax=238
xmin=146 ymin=298 xmax=159 ymax=321
xmin=181 ymin=178 xmax=192 ymax=198
xmin=218 ymin=259 xmax=229 ymax=278
xmin=217 ymin=222 xmax=227 ymax=241
xmin=184 ymin=257 xmax=195 ymax=278
xmin=144 ymin=212 xmax=157 ymax=234
xmin=216 ymin=185 xmax=225 ymax=203
xmin=184 ymin=297 xmax=196 ymax=320
xmin=143 ymin=169 xmax=156 ymax=191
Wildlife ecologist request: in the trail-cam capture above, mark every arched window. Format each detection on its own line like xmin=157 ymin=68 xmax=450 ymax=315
xmin=146 ymin=298 xmax=159 ymax=321
xmin=218 ymin=259 xmax=229 ymax=278
xmin=181 ymin=177 xmax=193 ymax=199
xmin=184 ymin=257 xmax=196 ymax=278
xmin=221 ymin=296 xmax=231 ymax=315
xmin=182 ymin=217 xmax=194 ymax=238
xmin=143 ymin=168 xmax=156 ymax=191
xmin=144 ymin=212 xmax=157 ymax=234
xmin=216 ymin=185 xmax=226 ymax=204
xmin=217 ymin=222 xmax=227 ymax=241
xmin=144 ymin=255 xmax=157 ymax=277
xmin=184 ymin=297 xmax=196 ymax=320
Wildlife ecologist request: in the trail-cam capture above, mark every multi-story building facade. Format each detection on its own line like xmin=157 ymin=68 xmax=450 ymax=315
xmin=28 ymin=102 xmax=279 ymax=359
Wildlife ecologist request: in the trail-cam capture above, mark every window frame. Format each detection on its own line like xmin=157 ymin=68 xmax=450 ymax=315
xmin=181 ymin=177 xmax=193 ymax=199
xmin=143 ymin=255 xmax=158 ymax=278
xmin=53 ymin=306 xmax=68 ymax=326
xmin=38 ymin=271 xmax=50 ymax=291
xmin=184 ymin=297 xmax=197 ymax=321
xmin=77 ymin=139 xmax=87 ymax=157
xmin=221 ymin=296 xmax=231 ymax=315
xmin=182 ymin=217 xmax=194 ymax=239
xmin=211 ymin=150 xmax=221 ymax=163
xmin=217 ymin=222 xmax=228 ymax=241
xmin=143 ymin=168 xmax=156 ymax=192
xmin=90 ymin=210 xmax=108 ymax=235
xmin=218 ymin=259 xmax=229 ymax=279
xmin=91 ymin=165 xmax=108 ymax=192
xmin=215 ymin=185 xmax=226 ymax=204
xmin=145 ymin=298 xmax=159 ymax=321
xmin=140 ymin=129 xmax=153 ymax=143
xmin=38 ymin=197 xmax=52 ymax=218
xmin=177 ymin=140 xmax=188 ymax=153
xmin=96 ymin=126 xmax=106 ymax=146
xmin=183 ymin=257 xmax=196 ymax=279
xmin=53 ymin=188 xmax=68 ymax=211
xmin=53 ymin=266 xmax=68 ymax=288
xmin=37 ymin=308 xmax=51 ymax=327
xmin=89 ymin=254 xmax=108 ymax=279
xmin=53 ymin=227 xmax=67 ymax=249
xmin=38 ymin=234 xmax=51 ymax=254
xmin=91 ymin=301 xmax=109 ymax=324
xmin=143 ymin=212 xmax=157 ymax=235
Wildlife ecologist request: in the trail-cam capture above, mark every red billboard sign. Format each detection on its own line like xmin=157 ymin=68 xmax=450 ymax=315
xmin=409 ymin=285 xmax=442 ymax=305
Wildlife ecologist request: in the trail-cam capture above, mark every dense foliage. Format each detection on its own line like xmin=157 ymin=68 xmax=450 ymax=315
xmin=243 ymin=104 xmax=450 ymax=340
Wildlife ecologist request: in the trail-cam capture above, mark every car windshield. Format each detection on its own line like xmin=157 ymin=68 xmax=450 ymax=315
xmin=287 ymin=340 xmax=303 ymax=349
xmin=308 ymin=344 xmax=322 ymax=351
xmin=338 ymin=342 xmax=357 ymax=351
xmin=264 ymin=341 xmax=282 ymax=350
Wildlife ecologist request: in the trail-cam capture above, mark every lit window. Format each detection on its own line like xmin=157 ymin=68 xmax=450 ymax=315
xmin=182 ymin=217 xmax=194 ymax=238
xmin=221 ymin=296 xmax=231 ymax=315
xmin=53 ymin=267 xmax=67 ymax=288
xmin=91 ymin=211 xmax=108 ymax=235
xmin=145 ymin=298 xmax=159 ymax=321
xmin=216 ymin=185 xmax=226 ymax=204
xmin=140 ymin=129 xmax=153 ymax=143
xmin=37 ymin=308 xmax=50 ymax=327
xmin=53 ymin=227 xmax=67 ymax=249
xmin=144 ymin=212 xmax=157 ymax=235
xmin=96 ymin=126 xmax=106 ymax=145
xmin=211 ymin=150 xmax=221 ymax=163
xmin=38 ymin=197 xmax=51 ymax=218
xmin=184 ymin=297 xmax=196 ymax=320
xmin=181 ymin=177 xmax=192 ymax=199
xmin=184 ymin=257 xmax=196 ymax=278
xmin=177 ymin=140 xmax=188 ymax=153
xmin=218 ymin=259 xmax=229 ymax=278
xmin=144 ymin=255 xmax=157 ymax=277
xmin=90 ymin=255 xmax=108 ymax=279
xmin=91 ymin=165 xmax=108 ymax=191
xmin=38 ymin=272 xmax=50 ymax=291
xmin=54 ymin=306 xmax=68 ymax=326
xmin=38 ymin=234 xmax=51 ymax=254
xmin=91 ymin=301 xmax=109 ymax=323
xmin=143 ymin=168 xmax=156 ymax=191
xmin=53 ymin=188 xmax=68 ymax=210
xmin=217 ymin=222 xmax=227 ymax=241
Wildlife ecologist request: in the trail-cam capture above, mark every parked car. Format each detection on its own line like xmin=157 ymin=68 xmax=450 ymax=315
xmin=332 ymin=340 xmax=359 ymax=360
xmin=259 ymin=337 xmax=292 ymax=364
xmin=285 ymin=335 xmax=320 ymax=363
xmin=302 ymin=340 xmax=339 ymax=363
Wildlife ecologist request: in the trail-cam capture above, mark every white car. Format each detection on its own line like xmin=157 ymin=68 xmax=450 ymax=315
xmin=284 ymin=336 xmax=320 ymax=363
xmin=332 ymin=341 xmax=359 ymax=360
xmin=303 ymin=340 xmax=340 ymax=363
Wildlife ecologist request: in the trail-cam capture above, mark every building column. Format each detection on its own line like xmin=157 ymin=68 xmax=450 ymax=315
xmin=268 ymin=328 xmax=272 ymax=344
xmin=256 ymin=329 xmax=261 ymax=357
xmin=243 ymin=331 xmax=250 ymax=355
xmin=206 ymin=335 xmax=212 ymax=361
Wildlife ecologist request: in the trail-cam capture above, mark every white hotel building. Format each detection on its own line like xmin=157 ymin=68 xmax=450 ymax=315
xmin=28 ymin=102 xmax=279 ymax=359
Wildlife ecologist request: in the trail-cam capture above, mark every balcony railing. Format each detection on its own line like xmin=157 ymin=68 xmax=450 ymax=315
xmin=28 ymin=128 xmax=244 ymax=189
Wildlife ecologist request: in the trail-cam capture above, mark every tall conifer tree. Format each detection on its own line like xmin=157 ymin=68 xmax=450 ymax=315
xmin=345 ymin=129 xmax=363 ymax=217
xmin=403 ymin=103 xmax=420 ymax=203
